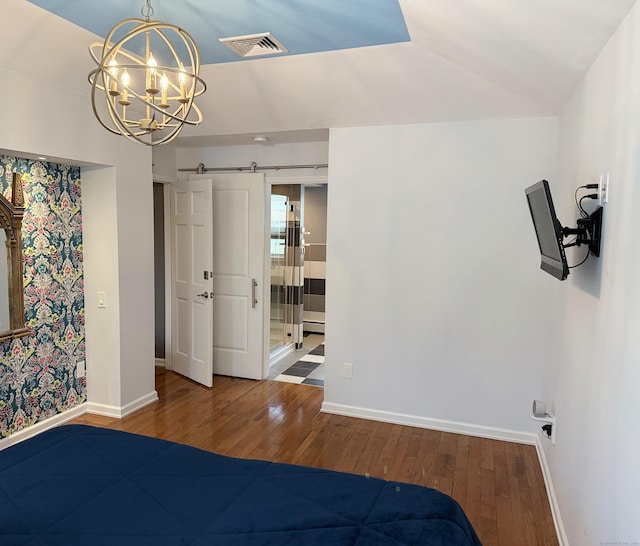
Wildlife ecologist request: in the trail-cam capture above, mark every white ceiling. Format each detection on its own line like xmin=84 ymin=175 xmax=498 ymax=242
xmin=13 ymin=0 xmax=639 ymax=147
xmin=401 ymin=0 xmax=637 ymax=112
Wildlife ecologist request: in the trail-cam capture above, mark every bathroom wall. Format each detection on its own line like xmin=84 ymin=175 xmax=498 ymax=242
xmin=303 ymin=185 xmax=327 ymax=332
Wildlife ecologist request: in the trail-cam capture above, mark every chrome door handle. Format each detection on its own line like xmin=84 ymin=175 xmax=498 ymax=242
xmin=252 ymin=278 xmax=258 ymax=308
xmin=197 ymin=292 xmax=209 ymax=299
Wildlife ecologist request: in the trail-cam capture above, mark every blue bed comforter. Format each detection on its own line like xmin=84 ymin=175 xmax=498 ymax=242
xmin=0 ymin=425 xmax=481 ymax=545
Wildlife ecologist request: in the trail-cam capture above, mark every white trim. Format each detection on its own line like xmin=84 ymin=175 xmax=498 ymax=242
xmin=263 ymin=180 xmax=272 ymax=379
xmin=265 ymin=175 xmax=328 ymax=186
xmin=84 ymin=402 xmax=121 ymax=418
xmin=1 ymin=391 xmax=159 ymax=450
xmin=154 ymin=358 xmax=166 ymax=368
xmin=153 ymin=175 xmax=178 ymax=184
xmin=163 ymin=181 xmax=173 ymax=371
xmin=321 ymin=402 xmax=537 ymax=444
xmin=0 ymin=403 xmax=88 ymax=451
xmin=87 ymin=390 xmax=158 ymax=418
xmin=535 ymin=438 xmax=569 ymax=546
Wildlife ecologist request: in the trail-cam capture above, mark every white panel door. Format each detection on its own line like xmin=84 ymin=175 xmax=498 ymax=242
xmin=190 ymin=173 xmax=265 ymax=380
xmin=170 ymin=180 xmax=213 ymax=387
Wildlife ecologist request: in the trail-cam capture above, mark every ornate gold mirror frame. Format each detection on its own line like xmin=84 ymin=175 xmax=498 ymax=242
xmin=0 ymin=173 xmax=29 ymax=342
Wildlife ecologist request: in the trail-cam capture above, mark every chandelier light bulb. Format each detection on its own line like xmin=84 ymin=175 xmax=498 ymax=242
xmin=146 ymin=53 xmax=159 ymax=94
xmin=178 ymin=66 xmax=188 ymax=103
xmin=108 ymin=58 xmax=119 ymax=96
xmin=108 ymin=58 xmax=118 ymax=76
xmin=160 ymin=71 xmax=170 ymax=108
xmin=119 ymin=68 xmax=131 ymax=106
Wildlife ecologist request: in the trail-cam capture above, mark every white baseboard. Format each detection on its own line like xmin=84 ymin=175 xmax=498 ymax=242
xmin=0 ymin=391 xmax=159 ymax=450
xmin=535 ymin=438 xmax=569 ymax=546
xmin=321 ymin=401 xmax=565 ymax=545
xmin=321 ymin=402 xmax=537 ymax=444
xmin=0 ymin=403 xmax=88 ymax=451
xmin=87 ymin=390 xmax=158 ymax=418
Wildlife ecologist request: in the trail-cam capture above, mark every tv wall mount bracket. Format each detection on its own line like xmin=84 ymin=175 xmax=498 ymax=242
xmin=561 ymin=206 xmax=603 ymax=257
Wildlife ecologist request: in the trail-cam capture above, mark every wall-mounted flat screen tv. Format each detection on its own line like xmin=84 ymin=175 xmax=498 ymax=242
xmin=525 ymin=179 xmax=570 ymax=281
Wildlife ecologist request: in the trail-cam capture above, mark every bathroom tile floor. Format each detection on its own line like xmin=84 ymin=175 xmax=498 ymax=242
xmin=269 ymin=334 xmax=324 ymax=387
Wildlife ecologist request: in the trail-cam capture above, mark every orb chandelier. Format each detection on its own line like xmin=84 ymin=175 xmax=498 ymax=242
xmin=88 ymin=0 xmax=206 ymax=146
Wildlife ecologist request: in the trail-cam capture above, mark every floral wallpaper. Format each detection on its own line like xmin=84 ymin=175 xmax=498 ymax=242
xmin=0 ymin=156 xmax=85 ymax=438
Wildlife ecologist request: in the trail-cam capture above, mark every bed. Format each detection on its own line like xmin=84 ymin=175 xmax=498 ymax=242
xmin=0 ymin=424 xmax=481 ymax=545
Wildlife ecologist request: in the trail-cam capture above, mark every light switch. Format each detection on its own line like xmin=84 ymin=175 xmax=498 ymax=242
xmin=97 ymin=291 xmax=106 ymax=308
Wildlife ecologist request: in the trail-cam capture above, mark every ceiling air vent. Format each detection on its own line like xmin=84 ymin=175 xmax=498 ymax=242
xmin=219 ymin=33 xmax=288 ymax=58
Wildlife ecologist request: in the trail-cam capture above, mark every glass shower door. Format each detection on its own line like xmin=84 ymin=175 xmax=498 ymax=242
xmin=270 ymin=194 xmax=288 ymax=352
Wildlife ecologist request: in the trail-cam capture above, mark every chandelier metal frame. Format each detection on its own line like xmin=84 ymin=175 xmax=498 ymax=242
xmin=88 ymin=1 xmax=206 ymax=146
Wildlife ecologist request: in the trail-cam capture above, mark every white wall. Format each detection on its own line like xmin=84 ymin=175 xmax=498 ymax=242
xmin=545 ymin=2 xmax=640 ymax=544
xmin=183 ymin=41 xmax=549 ymax=140
xmin=324 ymin=118 xmax=558 ymax=436
xmin=1 ymin=0 xmax=156 ymax=416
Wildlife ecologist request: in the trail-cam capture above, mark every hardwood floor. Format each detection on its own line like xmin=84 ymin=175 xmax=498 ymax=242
xmin=71 ymin=368 xmax=559 ymax=546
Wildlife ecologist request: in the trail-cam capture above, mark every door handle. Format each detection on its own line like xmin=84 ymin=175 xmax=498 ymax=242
xmin=197 ymin=292 xmax=210 ymax=299
xmin=252 ymin=279 xmax=258 ymax=308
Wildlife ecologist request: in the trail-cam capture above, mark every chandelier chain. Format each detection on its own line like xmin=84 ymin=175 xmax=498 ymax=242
xmin=141 ymin=0 xmax=154 ymax=22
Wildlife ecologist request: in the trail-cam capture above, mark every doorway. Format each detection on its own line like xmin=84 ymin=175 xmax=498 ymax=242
xmin=154 ymin=176 xmax=327 ymax=384
xmin=269 ymin=184 xmax=304 ymax=362
xmin=268 ymin=181 xmax=327 ymax=386
xmin=153 ymin=182 xmax=166 ymax=364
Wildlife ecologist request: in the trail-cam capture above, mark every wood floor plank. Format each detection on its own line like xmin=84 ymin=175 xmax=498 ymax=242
xmin=516 ymin=444 xmax=539 ymax=545
xmin=505 ymin=441 xmax=530 ymax=545
xmin=480 ymin=466 xmax=499 ymax=543
xmin=369 ymin=423 xmax=403 ymax=480
xmin=451 ymin=435 xmax=470 ymax=508
xmin=393 ymin=428 xmax=424 ymax=484
xmin=493 ymin=441 xmax=517 ymax=545
xmin=464 ymin=435 xmax=483 ymax=529
xmin=433 ymin=431 xmax=456 ymax=496
xmin=70 ymin=369 xmax=558 ymax=546
xmin=411 ymin=428 xmax=440 ymax=487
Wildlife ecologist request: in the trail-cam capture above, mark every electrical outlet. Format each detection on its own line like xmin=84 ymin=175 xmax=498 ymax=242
xmin=76 ymin=360 xmax=85 ymax=378
xmin=598 ymin=174 xmax=609 ymax=205
xmin=540 ymin=416 xmax=557 ymax=446
xmin=342 ymin=362 xmax=353 ymax=379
